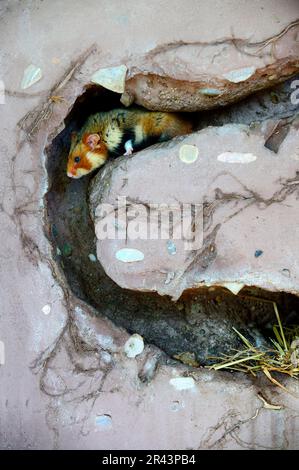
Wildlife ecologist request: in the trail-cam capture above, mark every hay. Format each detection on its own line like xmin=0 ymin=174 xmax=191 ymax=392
xmin=209 ymin=302 xmax=299 ymax=393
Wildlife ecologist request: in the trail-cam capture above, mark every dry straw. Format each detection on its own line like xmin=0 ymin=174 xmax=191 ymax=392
xmin=209 ymin=302 xmax=299 ymax=394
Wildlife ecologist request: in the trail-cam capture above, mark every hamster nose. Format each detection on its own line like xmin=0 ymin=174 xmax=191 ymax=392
xmin=67 ymin=167 xmax=77 ymax=177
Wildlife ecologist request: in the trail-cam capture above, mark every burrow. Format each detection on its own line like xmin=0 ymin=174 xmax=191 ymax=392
xmin=44 ymin=79 xmax=299 ymax=366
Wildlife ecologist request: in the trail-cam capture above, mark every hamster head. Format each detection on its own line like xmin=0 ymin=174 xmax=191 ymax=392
xmin=67 ymin=132 xmax=108 ymax=179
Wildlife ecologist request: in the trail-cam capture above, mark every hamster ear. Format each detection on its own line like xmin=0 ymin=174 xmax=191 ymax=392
xmin=85 ymin=133 xmax=101 ymax=150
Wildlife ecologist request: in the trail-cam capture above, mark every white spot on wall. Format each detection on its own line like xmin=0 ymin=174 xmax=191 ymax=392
xmin=198 ymin=88 xmax=223 ymax=96
xmin=217 ymin=151 xmax=257 ymax=163
xmin=169 ymin=377 xmax=195 ymax=390
xmin=179 ymin=144 xmax=199 ymax=164
xmin=21 ymin=64 xmax=42 ymax=89
xmin=42 ymin=304 xmax=51 ymax=315
xmin=91 ymin=65 xmax=127 ymax=93
xmin=124 ymin=334 xmax=144 ymax=358
xmin=116 ymin=248 xmax=144 ymax=263
xmin=222 ymin=282 xmax=245 ymax=295
xmin=95 ymin=414 xmax=112 ymax=429
xmin=223 ymin=66 xmax=256 ymax=83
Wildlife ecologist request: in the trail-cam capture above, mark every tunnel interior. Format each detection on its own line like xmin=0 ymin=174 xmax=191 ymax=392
xmin=44 ymin=81 xmax=299 ymax=366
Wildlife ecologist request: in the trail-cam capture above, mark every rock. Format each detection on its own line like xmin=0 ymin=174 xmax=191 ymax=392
xmin=91 ymin=65 xmax=127 ymax=93
xmin=89 ymin=117 xmax=299 ymax=300
xmin=124 ymin=333 xmax=144 ymax=358
xmin=169 ymin=377 xmax=195 ymax=390
xmin=20 ymin=64 xmax=42 ymax=89
xmin=123 ymin=22 xmax=299 ymax=111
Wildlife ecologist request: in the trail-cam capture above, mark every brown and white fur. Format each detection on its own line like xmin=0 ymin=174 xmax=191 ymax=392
xmin=67 ymin=108 xmax=193 ymax=178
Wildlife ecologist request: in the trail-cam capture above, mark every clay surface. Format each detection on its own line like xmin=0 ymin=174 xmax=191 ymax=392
xmin=1 ymin=0 xmax=299 ymax=450
xmin=90 ymin=118 xmax=299 ymax=300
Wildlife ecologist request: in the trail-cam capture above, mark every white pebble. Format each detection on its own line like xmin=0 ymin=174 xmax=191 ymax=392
xmin=169 ymin=377 xmax=195 ymax=390
xmin=91 ymin=65 xmax=127 ymax=93
xmin=95 ymin=414 xmax=112 ymax=428
xmin=222 ymin=282 xmax=245 ymax=295
xmin=179 ymin=144 xmax=199 ymax=164
xmin=124 ymin=334 xmax=144 ymax=358
xmin=223 ymin=66 xmax=256 ymax=83
xmin=198 ymin=88 xmax=222 ymax=96
xmin=42 ymin=304 xmax=51 ymax=315
xmin=116 ymin=248 xmax=144 ymax=263
xmin=88 ymin=253 xmax=97 ymax=262
xmin=217 ymin=151 xmax=257 ymax=163
xmin=21 ymin=64 xmax=42 ymax=89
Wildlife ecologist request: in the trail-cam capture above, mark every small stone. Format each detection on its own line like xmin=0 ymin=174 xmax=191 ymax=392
xmin=21 ymin=64 xmax=42 ymax=89
xmin=198 ymin=87 xmax=223 ymax=96
xmin=179 ymin=144 xmax=199 ymax=164
xmin=62 ymin=242 xmax=72 ymax=257
xmin=120 ymin=91 xmax=134 ymax=107
xmin=115 ymin=248 xmax=144 ymax=263
xmin=167 ymin=240 xmax=177 ymax=255
xmin=217 ymin=151 xmax=257 ymax=163
xmin=124 ymin=334 xmax=144 ymax=358
xmin=255 ymin=249 xmax=263 ymax=258
xmin=42 ymin=304 xmax=51 ymax=315
xmin=223 ymin=66 xmax=256 ymax=83
xmin=222 ymin=282 xmax=245 ymax=295
xmin=88 ymin=253 xmax=97 ymax=262
xmin=91 ymin=65 xmax=127 ymax=93
xmin=169 ymin=377 xmax=195 ymax=390
xmin=95 ymin=414 xmax=112 ymax=428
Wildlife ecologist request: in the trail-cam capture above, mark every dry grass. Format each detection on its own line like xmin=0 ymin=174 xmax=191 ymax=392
xmin=208 ymin=303 xmax=299 ymax=393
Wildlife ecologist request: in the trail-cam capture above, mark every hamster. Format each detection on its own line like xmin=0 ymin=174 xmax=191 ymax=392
xmin=67 ymin=108 xmax=193 ymax=178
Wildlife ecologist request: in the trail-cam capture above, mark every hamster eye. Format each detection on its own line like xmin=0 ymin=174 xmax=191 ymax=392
xmin=74 ymin=156 xmax=81 ymax=163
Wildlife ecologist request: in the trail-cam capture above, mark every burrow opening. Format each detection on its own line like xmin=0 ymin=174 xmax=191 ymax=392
xmin=45 ymin=82 xmax=299 ymax=366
